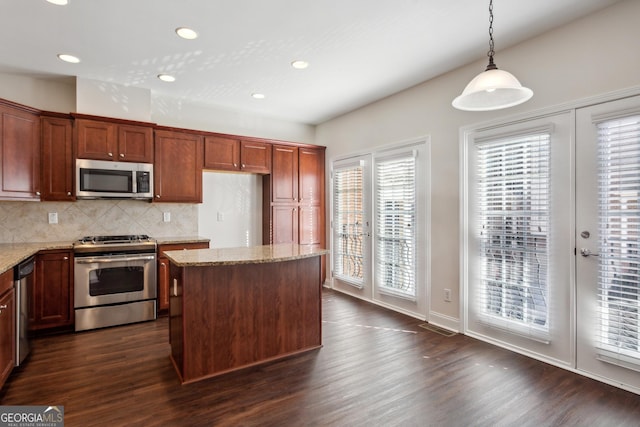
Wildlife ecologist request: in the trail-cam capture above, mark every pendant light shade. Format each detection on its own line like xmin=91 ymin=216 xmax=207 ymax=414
xmin=452 ymin=67 xmax=533 ymax=111
xmin=452 ymin=0 xmax=533 ymax=111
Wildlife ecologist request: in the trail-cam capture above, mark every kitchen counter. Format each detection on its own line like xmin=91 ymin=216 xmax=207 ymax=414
xmin=164 ymin=243 xmax=328 ymax=267
xmin=0 ymin=241 xmax=74 ymax=275
xmin=154 ymin=236 xmax=210 ymax=245
xmin=167 ymin=243 xmax=325 ymax=384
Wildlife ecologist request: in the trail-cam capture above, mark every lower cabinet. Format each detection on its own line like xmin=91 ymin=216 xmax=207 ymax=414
xmin=31 ymin=250 xmax=74 ymax=331
xmin=157 ymin=242 xmax=209 ymax=312
xmin=0 ymin=269 xmax=15 ymax=390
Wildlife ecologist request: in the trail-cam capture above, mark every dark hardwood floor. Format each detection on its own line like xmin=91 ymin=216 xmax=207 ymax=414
xmin=2 ymin=289 xmax=640 ymax=426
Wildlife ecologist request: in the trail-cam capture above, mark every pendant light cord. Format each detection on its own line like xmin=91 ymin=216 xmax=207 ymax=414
xmin=486 ymin=0 xmax=498 ymax=70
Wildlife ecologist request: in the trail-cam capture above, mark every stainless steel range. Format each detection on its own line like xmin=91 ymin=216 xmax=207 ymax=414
xmin=73 ymin=234 xmax=157 ymax=332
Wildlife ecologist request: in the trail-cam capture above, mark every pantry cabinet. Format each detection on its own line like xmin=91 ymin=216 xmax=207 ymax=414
xmin=0 ymin=269 xmax=15 ymax=390
xmin=31 ymin=250 xmax=74 ymax=331
xmin=154 ymin=129 xmax=203 ymax=203
xmin=0 ymin=100 xmax=40 ymax=200
xmin=76 ymin=118 xmax=154 ymax=163
xmin=40 ymin=115 xmax=74 ymax=201
xmin=264 ymin=145 xmax=325 ymax=248
xmin=204 ymin=136 xmax=271 ymax=174
xmin=157 ymin=241 xmax=209 ymax=312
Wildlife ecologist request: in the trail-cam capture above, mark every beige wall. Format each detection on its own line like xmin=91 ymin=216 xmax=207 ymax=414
xmin=316 ymin=0 xmax=640 ymax=328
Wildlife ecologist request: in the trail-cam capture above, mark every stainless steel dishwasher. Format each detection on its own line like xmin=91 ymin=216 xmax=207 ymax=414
xmin=14 ymin=256 xmax=34 ymax=366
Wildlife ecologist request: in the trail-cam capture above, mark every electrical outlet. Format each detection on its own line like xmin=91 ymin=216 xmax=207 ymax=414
xmin=48 ymin=212 xmax=58 ymax=224
xmin=163 ymin=212 xmax=171 ymax=222
xmin=217 ymin=211 xmax=224 ymax=222
xmin=444 ymin=288 xmax=452 ymax=302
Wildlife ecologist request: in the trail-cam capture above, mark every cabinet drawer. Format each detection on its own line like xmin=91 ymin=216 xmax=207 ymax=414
xmin=158 ymin=242 xmax=209 ymax=256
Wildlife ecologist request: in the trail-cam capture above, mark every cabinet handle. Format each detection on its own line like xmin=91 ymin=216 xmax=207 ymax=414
xmin=233 ymin=163 xmax=238 ymax=167
xmin=63 ymin=256 xmax=69 ymax=260
xmin=108 ymin=152 xmax=113 ymax=157
xmin=173 ymin=278 xmax=178 ymax=297
xmin=242 ymin=164 xmax=246 ymax=168
xmin=67 ymin=191 xmax=72 ymax=196
xmin=120 ymin=153 xmax=125 ymax=158
xmin=36 ymin=191 xmax=41 ymax=196
xmin=156 ymin=195 xmax=161 ymax=199
xmin=0 ymin=304 xmax=6 ymax=309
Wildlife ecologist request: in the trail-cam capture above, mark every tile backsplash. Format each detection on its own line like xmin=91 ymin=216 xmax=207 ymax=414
xmin=0 ymin=200 xmax=198 ymax=243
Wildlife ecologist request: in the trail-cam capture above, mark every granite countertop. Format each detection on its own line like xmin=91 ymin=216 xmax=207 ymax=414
xmin=0 ymin=241 xmax=74 ymax=276
xmin=0 ymin=236 xmax=210 ymax=276
xmin=164 ymin=244 xmax=329 ymax=267
xmin=154 ymin=236 xmax=210 ymax=245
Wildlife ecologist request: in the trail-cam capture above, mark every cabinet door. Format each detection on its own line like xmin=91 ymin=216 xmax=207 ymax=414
xmin=298 ymin=148 xmax=324 ymax=205
xmin=41 ymin=117 xmax=74 ymax=201
xmin=272 ymin=205 xmax=298 ymax=244
xmin=157 ymin=242 xmax=209 ymax=312
xmin=0 ymin=287 xmax=15 ymax=389
xmin=0 ymin=105 xmax=40 ymax=200
xmin=240 ymin=140 xmax=271 ymax=174
xmin=32 ymin=250 xmax=73 ymax=330
xmin=272 ymin=145 xmax=298 ymax=203
xmin=154 ymin=130 xmax=203 ymax=203
xmin=299 ymin=205 xmax=323 ymax=245
xmin=203 ymin=136 xmax=240 ymax=171
xmin=118 ymin=124 xmax=153 ymax=163
xmin=76 ymin=119 xmax=117 ymax=160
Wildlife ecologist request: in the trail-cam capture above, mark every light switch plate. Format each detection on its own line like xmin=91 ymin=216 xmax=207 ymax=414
xmin=48 ymin=212 xmax=58 ymax=224
xmin=163 ymin=212 xmax=171 ymax=222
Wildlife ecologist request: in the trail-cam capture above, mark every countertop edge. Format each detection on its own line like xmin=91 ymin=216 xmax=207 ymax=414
xmin=165 ymin=245 xmax=329 ymax=267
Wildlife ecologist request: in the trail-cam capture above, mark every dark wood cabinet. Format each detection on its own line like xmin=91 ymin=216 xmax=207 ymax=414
xmin=154 ymin=130 xmax=203 ymax=203
xmin=31 ymin=250 xmax=73 ymax=331
xmin=157 ymin=242 xmax=209 ymax=312
xmin=76 ymin=118 xmax=153 ymax=163
xmin=0 ymin=100 xmax=40 ymax=200
xmin=271 ymin=145 xmax=299 ymax=203
xmin=204 ymin=136 xmax=271 ymax=174
xmin=0 ymin=269 xmax=15 ymax=390
xmin=41 ymin=116 xmax=74 ymax=201
xmin=264 ymin=145 xmax=326 ymax=281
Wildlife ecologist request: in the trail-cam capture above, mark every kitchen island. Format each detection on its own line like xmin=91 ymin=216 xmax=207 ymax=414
xmin=164 ymin=244 xmax=328 ymax=384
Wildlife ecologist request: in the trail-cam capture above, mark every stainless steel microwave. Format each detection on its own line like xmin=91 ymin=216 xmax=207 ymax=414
xmin=76 ymin=159 xmax=153 ymax=200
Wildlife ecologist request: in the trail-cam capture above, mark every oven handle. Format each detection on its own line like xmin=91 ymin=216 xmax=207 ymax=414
xmin=75 ymin=254 xmax=156 ymax=264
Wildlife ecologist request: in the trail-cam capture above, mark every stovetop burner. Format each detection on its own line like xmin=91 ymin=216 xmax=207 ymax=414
xmin=74 ymin=234 xmax=156 ymax=254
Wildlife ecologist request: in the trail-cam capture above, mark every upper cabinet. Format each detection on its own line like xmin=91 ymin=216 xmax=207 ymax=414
xmin=271 ymin=145 xmax=299 ymax=203
xmin=0 ymin=100 xmax=40 ymax=200
xmin=204 ymin=136 xmax=271 ymax=174
xmin=298 ymin=148 xmax=324 ymax=205
xmin=76 ymin=118 xmax=154 ymax=163
xmin=41 ymin=115 xmax=74 ymax=201
xmin=154 ymin=129 xmax=203 ymax=203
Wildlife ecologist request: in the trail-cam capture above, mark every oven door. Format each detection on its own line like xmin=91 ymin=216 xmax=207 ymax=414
xmin=74 ymin=253 xmax=157 ymax=308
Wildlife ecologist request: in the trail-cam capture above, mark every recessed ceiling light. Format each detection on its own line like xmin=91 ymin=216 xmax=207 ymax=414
xmin=291 ymin=60 xmax=309 ymax=70
xmin=57 ymin=54 xmax=80 ymax=63
xmin=158 ymin=74 xmax=176 ymax=82
xmin=176 ymin=27 xmax=198 ymax=40
xmin=46 ymin=0 xmax=69 ymax=5
xmin=251 ymin=93 xmax=265 ymax=99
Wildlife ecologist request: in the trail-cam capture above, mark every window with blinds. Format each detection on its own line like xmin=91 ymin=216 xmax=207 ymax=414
xmin=476 ymin=132 xmax=551 ymax=340
xmin=596 ymin=114 xmax=640 ymax=367
xmin=333 ymin=163 xmax=365 ymax=285
xmin=374 ymin=151 xmax=417 ymax=299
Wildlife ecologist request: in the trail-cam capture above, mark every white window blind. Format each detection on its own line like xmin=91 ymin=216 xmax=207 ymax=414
xmin=333 ymin=163 xmax=365 ymax=285
xmin=596 ymin=114 xmax=640 ymax=368
xmin=374 ymin=151 xmax=417 ymax=299
xmin=476 ymin=132 xmax=551 ymax=341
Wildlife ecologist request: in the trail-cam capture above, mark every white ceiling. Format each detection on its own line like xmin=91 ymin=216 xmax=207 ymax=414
xmin=0 ymin=0 xmax=621 ymax=124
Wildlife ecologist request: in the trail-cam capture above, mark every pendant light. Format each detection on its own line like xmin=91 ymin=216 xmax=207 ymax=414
xmin=452 ymin=0 xmax=533 ymax=111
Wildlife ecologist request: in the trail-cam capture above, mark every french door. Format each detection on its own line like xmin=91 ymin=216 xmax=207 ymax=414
xmin=576 ymin=95 xmax=640 ymax=391
xmin=331 ymin=140 xmax=429 ymax=319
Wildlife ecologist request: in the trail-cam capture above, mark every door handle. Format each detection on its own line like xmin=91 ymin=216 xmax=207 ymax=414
xmin=580 ymin=248 xmax=600 ymax=257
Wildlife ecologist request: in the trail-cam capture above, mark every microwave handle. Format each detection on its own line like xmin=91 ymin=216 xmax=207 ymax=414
xmin=76 ymin=254 xmax=155 ymax=264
